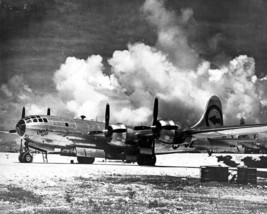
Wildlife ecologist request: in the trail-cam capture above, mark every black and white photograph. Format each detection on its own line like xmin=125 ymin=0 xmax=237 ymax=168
xmin=1 ymin=0 xmax=267 ymax=213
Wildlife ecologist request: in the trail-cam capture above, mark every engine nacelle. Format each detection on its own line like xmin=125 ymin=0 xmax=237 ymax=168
xmin=173 ymin=129 xmax=191 ymax=145
xmin=156 ymin=120 xmax=178 ymax=130
xmin=106 ymin=124 xmax=127 ymax=147
xmin=155 ymin=120 xmax=178 ymax=144
xmin=158 ymin=129 xmax=176 ymax=144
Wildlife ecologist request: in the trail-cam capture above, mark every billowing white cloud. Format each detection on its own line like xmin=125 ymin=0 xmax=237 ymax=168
xmin=2 ymin=0 xmax=267 ymax=129
xmin=142 ymin=0 xmax=199 ymax=70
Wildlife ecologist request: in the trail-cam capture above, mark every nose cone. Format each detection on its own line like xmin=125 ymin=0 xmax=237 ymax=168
xmin=16 ymin=119 xmax=26 ymax=136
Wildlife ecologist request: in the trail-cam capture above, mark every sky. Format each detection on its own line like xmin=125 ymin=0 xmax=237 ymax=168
xmin=1 ymin=0 xmax=267 ymax=130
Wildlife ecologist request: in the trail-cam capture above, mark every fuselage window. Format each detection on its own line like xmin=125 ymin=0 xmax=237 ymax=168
xmin=33 ymin=118 xmax=38 ymax=122
xmin=65 ymin=123 xmax=69 ymax=127
xmin=30 ymin=116 xmax=36 ymax=119
xmin=38 ymin=118 xmax=43 ymax=122
xmin=69 ymin=123 xmax=76 ymax=128
xmin=36 ymin=116 xmax=41 ymax=118
xmin=43 ymin=118 xmax=48 ymax=123
xmin=53 ymin=121 xmax=59 ymax=126
xmin=53 ymin=121 xmax=64 ymax=126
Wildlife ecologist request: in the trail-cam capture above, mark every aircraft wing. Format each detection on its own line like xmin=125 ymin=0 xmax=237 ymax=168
xmin=0 ymin=130 xmax=17 ymax=134
xmin=207 ymin=138 xmax=257 ymax=144
xmin=189 ymin=123 xmax=267 ymax=139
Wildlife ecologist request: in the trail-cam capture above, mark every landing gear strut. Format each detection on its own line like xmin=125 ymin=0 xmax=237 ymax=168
xmin=207 ymin=149 xmax=213 ymax=156
xmin=137 ymin=137 xmax=156 ymax=166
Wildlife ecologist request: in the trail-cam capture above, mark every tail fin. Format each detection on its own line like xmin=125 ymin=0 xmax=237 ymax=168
xmin=191 ymin=95 xmax=223 ymax=129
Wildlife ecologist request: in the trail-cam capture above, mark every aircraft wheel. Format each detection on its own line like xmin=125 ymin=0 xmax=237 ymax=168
xmin=18 ymin=152 xmax=25 ymax=163
xmin=148 ymin=155 xmax=156 ymax=166
xmin=172 ymin=145 xmax=179 ymax=150
xmin=77 ymin=157 xmax=95 ymax=164
xmin=22 ymin=152 xmax=33 ymax=163
xmin=137 ymin=154 xmax=145 ymax=166
xmin=137 ymin=154 xmax=156 ymax=166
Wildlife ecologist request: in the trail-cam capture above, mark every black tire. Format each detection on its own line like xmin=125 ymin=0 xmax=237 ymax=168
xmin=18 ymin=152 xmax=25 ymax=163
xmin=149 ymin=155 xmax=156 ymax=166
xmin=77 ymin=157 xmax=95 ymax=164
xmin=137 ymin=154 xmax=156 ymax=166
xmin=172 ymin=145 xmax=179 ymax=150
xmin=22 ymin=152 xmax=33 ymax=163
xmin=137 ymin=154 xmax=145 ymax=166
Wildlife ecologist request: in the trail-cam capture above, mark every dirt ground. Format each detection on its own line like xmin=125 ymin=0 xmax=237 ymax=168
xmin=0 ymin=153 xmax=267 ymax=213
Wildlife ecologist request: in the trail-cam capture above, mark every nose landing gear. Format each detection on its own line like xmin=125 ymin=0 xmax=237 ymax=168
xmin=18 ymin=151 xmax=33 ymax=163
xmin=18 ymin=139 xmax=33 ymax=163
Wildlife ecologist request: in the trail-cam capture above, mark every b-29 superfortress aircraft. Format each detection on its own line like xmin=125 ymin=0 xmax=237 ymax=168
xmin=7 ymin=96 xmax=267 ymax=165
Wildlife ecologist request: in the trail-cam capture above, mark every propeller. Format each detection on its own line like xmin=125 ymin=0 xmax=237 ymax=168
xmin=105 ymin=103 xmax=110 ymax=130
xmin=152 ymin=97 xmax=158 ymax=126
xmin=47 ymin=108 xmax=51 ymax=116
xmin=133 ymin=97 xmax=159 ymax=131
xmin=21 ymin=107 xmax=25 ymax=118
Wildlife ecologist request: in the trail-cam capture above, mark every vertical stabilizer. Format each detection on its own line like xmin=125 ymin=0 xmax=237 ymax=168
xmin=191 ymin=96 xmax=223 ymax=129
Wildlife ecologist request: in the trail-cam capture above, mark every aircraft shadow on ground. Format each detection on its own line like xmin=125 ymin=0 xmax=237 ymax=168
xmin=17 ymin=162 xmax=200 ymax=168
xmin=216 ymin=155 xmax=267 ymax=168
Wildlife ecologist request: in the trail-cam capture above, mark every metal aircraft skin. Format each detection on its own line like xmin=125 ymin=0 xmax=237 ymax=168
xmin=7 ymin=95 xmax=267 ymax=165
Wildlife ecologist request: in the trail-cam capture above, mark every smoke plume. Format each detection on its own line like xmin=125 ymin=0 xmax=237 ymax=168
xmin=2 ymin=0 xmax=267 ymax=128
xmin=51 ymin=0 xmax=267 ymax=126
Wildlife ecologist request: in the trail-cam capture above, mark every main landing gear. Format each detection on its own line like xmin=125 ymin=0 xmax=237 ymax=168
xmin=137 ymin=137 xmax=157 ymax=166
xmin=77 ymin=156 xmax=95 ymax=164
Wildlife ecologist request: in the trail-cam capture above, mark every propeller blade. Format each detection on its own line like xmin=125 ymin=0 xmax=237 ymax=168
xmin=105 ymin=103 xmax=110 ymax=130
xmin=20 ymin=139 xmax=23 ymax=153
xmin=21 ymin=107 xmax=25 ymax=118
xmin=152 ymin=98 xmax=158 ymax=125
xmin=47 ymin=108 xmax=51 ymax=116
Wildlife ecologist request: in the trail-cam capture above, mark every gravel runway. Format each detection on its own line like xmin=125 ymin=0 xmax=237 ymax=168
xmin=1 ymin=153 xmax=267 ymax=213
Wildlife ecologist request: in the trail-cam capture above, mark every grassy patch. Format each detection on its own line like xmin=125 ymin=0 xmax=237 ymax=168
xmin=2 ymin=175 xmax=267 ymax=213
xmin=0 ymin=185 xmax=43 ymax=204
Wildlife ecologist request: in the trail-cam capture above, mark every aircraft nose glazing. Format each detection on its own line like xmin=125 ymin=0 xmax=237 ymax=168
xmin=16 ymin=119 xmax=26 ymax=136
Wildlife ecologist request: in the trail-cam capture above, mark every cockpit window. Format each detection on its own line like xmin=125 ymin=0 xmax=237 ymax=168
xmin=33 ymin=118 xmax=38 ymax=122
xmin=25 ymin=117 xmax=30 ymax=120
xmin=43 ymin=118 xmax=48 ymax=123
xmin=30 ymin=116 xmax=36 ymax=119
xmin=36 ymin=116 xmax=41 ymax=118
xmin=26 ymin=119 xmax=32 ymax=123
xmin=38 ymin=118 xmax=43 ymax=122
